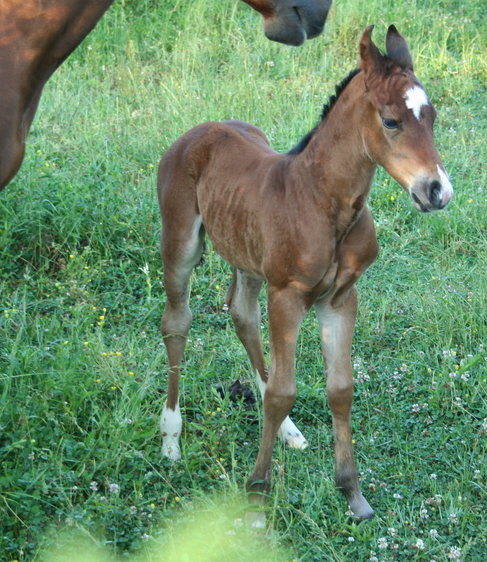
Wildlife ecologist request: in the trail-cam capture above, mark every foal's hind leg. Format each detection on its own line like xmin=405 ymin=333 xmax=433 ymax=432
xmin=226 ymin=269 xmax=307 ymax=449
xmin=160 ymin=214 xmax=205 ymax=461
xmin=315 ymin=288 xmax=374 ymax=520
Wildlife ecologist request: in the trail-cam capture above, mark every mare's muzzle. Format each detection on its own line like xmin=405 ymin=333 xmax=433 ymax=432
xmin=264 ymin=0 xmax=332 ymax=46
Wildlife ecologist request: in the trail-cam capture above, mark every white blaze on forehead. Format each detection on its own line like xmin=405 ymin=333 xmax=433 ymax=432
xmin=404 ymin=86 xmax=429 ymax=120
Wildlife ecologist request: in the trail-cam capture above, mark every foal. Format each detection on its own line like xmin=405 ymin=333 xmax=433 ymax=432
xmin=158 ymin=25 xmax=453 ymax=524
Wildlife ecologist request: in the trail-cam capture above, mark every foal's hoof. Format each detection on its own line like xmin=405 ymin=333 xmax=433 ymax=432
xmin=278 ymin=416 xmax=308 ymax=450
xmin=246 ymin=511 xmax=267 ymax=530
xmin=162 ymin=438 xmax=181 ymax=462
xmin=350 ymin=508 xmax=375 ymax=522
xmin=349 ymin=494 xmax=375 ymax=521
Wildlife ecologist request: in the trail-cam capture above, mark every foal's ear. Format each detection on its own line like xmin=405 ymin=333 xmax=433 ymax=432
xmin=359 ymin=25 xmax=384 ymax=77
xmin=386 ymin=25 xmax=413 ymax=71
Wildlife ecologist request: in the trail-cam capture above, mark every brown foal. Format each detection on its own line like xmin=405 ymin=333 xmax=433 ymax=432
xmin=158 ymin=25 xmax=453 ymax=526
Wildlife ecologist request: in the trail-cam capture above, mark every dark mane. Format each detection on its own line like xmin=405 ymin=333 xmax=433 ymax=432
xmin=288 ymin=68 xmax=361 ymax=155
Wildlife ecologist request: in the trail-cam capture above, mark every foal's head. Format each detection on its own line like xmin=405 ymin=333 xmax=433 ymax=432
xmin=359 ymin=25 xmax=453 ymax=212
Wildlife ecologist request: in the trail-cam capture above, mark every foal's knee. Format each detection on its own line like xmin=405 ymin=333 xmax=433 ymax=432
xmin=264 ymin=383 xmax=296 ymax=421
xmin=327 ymin=377 xmax=353 ymax=418
xmin=230 ymin=306 xmax=258 ymax=336
xmin=161 ymin=303 xmax=192 ymax=339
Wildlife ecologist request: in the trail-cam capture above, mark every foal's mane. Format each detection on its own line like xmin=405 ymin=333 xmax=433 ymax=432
xmin=288 ymin=68 xmax=361 ymax=155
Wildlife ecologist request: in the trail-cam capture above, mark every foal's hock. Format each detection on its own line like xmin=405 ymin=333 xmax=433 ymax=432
xmin=158 ymin=25 xmax=453 ymax=526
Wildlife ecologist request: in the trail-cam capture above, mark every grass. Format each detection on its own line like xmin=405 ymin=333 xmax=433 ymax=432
xmin=0 ymin=0 xmax=486 ymax=560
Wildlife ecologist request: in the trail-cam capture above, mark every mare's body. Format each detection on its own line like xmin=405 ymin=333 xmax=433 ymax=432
xmin=0 ymin=0 xmax=330 ymax=190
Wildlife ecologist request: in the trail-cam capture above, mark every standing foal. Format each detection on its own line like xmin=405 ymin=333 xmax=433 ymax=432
xmin=158 ymin=25 xmax=453 ymax=525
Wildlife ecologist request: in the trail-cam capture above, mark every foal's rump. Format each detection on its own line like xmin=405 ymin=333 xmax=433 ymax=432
xmin=157 ymin=120 xmax=279 ymax=275
xmin=158 ymin=120 xmax=272 ymax=193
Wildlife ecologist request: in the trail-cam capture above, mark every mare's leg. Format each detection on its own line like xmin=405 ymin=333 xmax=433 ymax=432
xmin=315 ymin=288 xmax=374 ymax=519
xmin=160 ymin=212 xmax=205 ymax=461
xmin=226 ymin=269 xmax=307 ymax=449
xmin=246 ymin=286 xmax=308 ymax=527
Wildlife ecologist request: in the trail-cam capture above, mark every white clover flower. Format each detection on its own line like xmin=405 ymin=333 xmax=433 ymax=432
xmin=109 ymin=482 xmax=120 ymax=494
xmin=377 ymin=537 xmax=388 ymax=549
xmin=412 ymin=403 xmax=420 ymax=413
xmin=415 ymin=538 xmax=425 ymax=550
xmin=447 ymin=546 xmax=461 ymax=560
xmin=429 ymin=529 xmax=439 ymax=538
xmin=89 ymin=481 xmax=99 ymax=491
xmin=448 ymin=512 xmax=459 ymax=524
xmin=420 ymin=508 xmax=429 ymax=519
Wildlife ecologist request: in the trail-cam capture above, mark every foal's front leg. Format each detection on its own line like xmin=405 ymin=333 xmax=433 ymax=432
xmin=315 ymin=287 xmax=374 ymax=520
xmin=246 ymin=286 xmax=308 ymax=527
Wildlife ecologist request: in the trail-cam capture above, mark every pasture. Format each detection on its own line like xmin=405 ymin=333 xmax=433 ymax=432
xmin=0 ymin=0 xmax=485 ymax=560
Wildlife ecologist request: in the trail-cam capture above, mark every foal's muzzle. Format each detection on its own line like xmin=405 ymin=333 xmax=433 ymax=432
xmin=410 ymin=174 xmax=453 ymax=213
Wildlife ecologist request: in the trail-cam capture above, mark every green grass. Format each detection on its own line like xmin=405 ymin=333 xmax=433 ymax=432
xmin=0 ymin=0 xmax=486 ymax=560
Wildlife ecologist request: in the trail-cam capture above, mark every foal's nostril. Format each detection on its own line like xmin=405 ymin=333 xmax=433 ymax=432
xmin=429 ymin=180 xmax=442 ymax=207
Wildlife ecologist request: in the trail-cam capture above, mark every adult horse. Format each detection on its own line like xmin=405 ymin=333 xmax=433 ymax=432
xmin=158 ymin=25 xmax=453 ymax=526
xmin=0 ymin=0 xmax=331 ymax=191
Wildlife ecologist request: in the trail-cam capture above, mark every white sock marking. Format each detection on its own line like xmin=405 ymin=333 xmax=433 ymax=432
xmin=255 ymin=371 xmax=308 ymax=450
xmin=160 ymin=404 xmax=182 ymax=461
xmin=404 ymin=86 xmax=429 ymax=120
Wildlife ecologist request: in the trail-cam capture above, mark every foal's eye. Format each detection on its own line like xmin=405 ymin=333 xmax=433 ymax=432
xmin=381 ymin=117 xmax=400 ymax=130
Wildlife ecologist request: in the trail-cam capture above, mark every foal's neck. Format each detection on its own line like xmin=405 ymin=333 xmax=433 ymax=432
xmin=290 ymin=73 xmax=376 ymax=205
